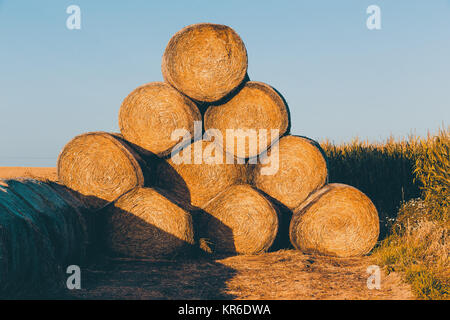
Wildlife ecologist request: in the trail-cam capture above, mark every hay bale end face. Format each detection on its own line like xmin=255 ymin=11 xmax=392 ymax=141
xmin=162 ymin=23 xmax=248 ymax=102
xmin=103 ymin=187 xmax=195 ymax=259
xmin=119 ymin=82 xmax=201 ymax=156
xmin=57 ymin=132 xmax=147 ymax=209
xmin=251 ymin=135 xmax=328 ymax=210
xmin=156 ymin=140 xmax=246 ymax=209
xmin=204 ymin=81 xmax=289 ymax=159
xmin=199 ymin=184 xmax=278 ymax=255
xmin=289 ymin=183 xmax=380 ymax=258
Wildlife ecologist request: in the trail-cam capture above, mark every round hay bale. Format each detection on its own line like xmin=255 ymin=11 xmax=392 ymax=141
xmin=4 ymin=179 xmax=88 ymax=265
xmin=156 ymin=140 xmax=246 ymax=209
xmin=199 ymin=184 xmax=278 ymax=255
xmin=57 ymin=132 xmax=147 ymax=209
xmin=102 ymin=187 xmax=195 ymax=259
xmin=204 ymin=81 xmax=289 ymax=159
xmin=162 ymin=23 xmax=248 ymax=102
xmin=251 ymin=135 xmax=328 ymax=210
xmin=0 ymin=179 xmax=62 ymax=298
xmin=289 ymin=183 xmax=380 ymax=257
xmin=119 ymin=82 xmax=201 ymax=156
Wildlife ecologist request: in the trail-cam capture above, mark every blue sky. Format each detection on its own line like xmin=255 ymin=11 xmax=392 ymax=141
xmin=1 ymin=0 xmax=449 ymax=166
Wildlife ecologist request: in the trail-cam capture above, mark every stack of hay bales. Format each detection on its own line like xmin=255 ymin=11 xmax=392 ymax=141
xmin=54 ymin=22 xmax=379 ymax=260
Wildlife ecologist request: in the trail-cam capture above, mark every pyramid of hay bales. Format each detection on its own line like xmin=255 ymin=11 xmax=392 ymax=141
xmin=57 ymin=23 xmax=380 ymax=259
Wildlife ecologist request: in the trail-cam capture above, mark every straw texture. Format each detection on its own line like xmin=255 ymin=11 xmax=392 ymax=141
xmin=251 ymin=135 xmax=328 ymax=209
xmin=156 ymin=140 xmax=246 ymax=208
xmin=198 ymin=184 xmax=278 ymax=255
xmin=57 ymin=132 xmax=147 ymax=209
xmin=102 ymin=187 xmax=195 ymax=259
xmin=289 ymin=183 xmax=380 ymax=257
xmin=204 ymin=81 xmax=289 ymax=159
xmin=162 ymin=23 xmax=248 ymax=102
xmin=119 ymin=82 xmax=201 ymax=156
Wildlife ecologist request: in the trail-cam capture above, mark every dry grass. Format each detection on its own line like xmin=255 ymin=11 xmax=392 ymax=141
xmin=162 ymin=23 xmax=248 ymax=102
xmin=374 ymin=200 xmax=449 ymax=299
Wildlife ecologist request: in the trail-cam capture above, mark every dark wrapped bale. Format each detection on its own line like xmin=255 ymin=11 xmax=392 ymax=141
xmin=0 ymin=204 xmax=59 ymax=297
xmin=47 ymin=181 xmax=97 ymax=258
xmin=289 ymin=183 xmax=380 ymax=257
xmin=204 ymin=81 xmax=289 ymax=159
xmin=198 ymin=184 xmax=278 ymax=255
xmin=102 ymin=187 xmax=195 ymax=259
xmin=250 ymin=135 xmax=328 ymax=210
xmin=47 ymin=180 xmax=89 ymax=212
xmin=5 ymin=179 xmax=88 ymax=265
xmin=0 ymin=227 xmax=7 ymax=291
xmin=57 ymin=132 xmax=148 ymax=209
xmin=156 ymin=140 xmax=246 ymax=209
xmin=0 ymin=178 xmax=90 ymax=298
xmin=119 ymin=82 xmax=201 ymax=156
xmin=0 ymin=180 xmax=61 ymax=298
xmin=162 ymin=23 xmax=248 ymax=102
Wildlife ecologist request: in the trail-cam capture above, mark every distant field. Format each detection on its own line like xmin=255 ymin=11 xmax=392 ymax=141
xmin=0 ymin=167 xmax=57 ymax=181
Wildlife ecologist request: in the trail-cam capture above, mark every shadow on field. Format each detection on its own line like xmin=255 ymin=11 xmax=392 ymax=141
xmin=55 ymin=185 xmax=238 ymax=300
xmin=65 ymin=253 xmax=239 ymax=300
xmin=252 ymin=189 xmax=294 ymax=252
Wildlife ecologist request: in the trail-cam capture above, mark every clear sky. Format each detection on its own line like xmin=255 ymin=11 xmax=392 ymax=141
xmin=1 ymin=0 xmax=449 ymax=166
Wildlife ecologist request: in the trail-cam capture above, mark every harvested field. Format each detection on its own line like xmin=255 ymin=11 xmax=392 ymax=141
xmin=0 ymin=167 xmax=414 ymax=300
xmin=0 ymin=167 xmax=57 ymax=181
xmin=65 ymin=250 xmax=413 ymax=300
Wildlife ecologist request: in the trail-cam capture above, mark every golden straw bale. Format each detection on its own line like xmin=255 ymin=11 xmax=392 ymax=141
xmin=251 ymin=135 xmax=328 ymax=209
xmin=198 ymin=184 xmax=278 ymax=255
xmin=289 ymin=183 xmax=380 ymax=257
xmin=119 ymin=82 xmax=201 ymax=156
xmin=204 ymin=81 xmax=289 ymax=159
xmin=156 ymin=140 xmax=246 ymax=209
xmin=162 ymin=23 xmax=248 ymax=102
xmin=57 ymin=132 xmax=148 ymax=209
xmin=102 ymin=187 xmax=195 ymax=259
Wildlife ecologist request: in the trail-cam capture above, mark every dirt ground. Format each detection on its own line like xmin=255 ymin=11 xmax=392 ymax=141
xmin=65 ymin=250 xmax=413 ymax=300
xmin=1 ymin=167 xmax=413 ymax=300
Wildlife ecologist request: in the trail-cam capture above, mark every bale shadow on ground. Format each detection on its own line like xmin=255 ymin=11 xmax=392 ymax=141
xmin=57 ymin=187 xmax=238 ymax=300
